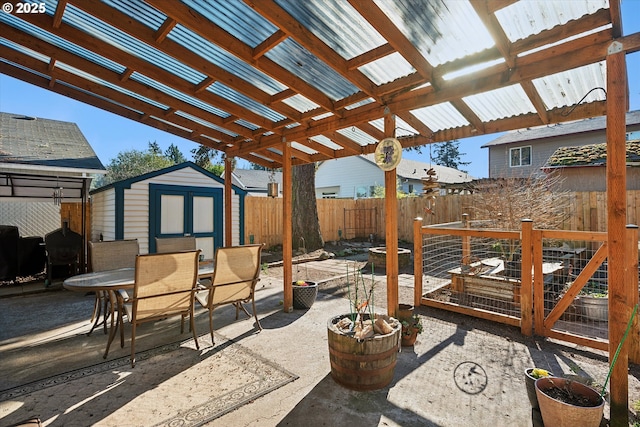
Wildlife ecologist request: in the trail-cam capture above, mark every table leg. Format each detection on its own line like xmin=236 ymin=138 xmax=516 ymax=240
xmin=103 ymin=290 xmax=120 ymax=359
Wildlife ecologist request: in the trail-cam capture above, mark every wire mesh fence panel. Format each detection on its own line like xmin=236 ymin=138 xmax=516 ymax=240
xmin=421 ymin=229 xmax=523 ymax=320
xmin=539 ymin=238 xmax=608 ymax=341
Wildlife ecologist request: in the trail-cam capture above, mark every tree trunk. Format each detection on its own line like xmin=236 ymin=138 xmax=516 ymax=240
xmin=292 ymin=163 xmax=324 ymax=252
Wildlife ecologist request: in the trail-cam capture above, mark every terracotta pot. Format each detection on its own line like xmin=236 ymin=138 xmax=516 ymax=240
xmin=401 ymin=328 xmax=418 ymax=346
xmin=535 ymin=377 xmax=604 ymax=427
xmin=398 ymin=304 xmax=414 ymax=322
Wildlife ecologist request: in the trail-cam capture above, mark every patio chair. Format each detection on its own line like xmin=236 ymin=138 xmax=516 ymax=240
xmin=155 ymin=236 xmax=197 ymax=253
xmin=105 ymin=250 xmax=201 ymax=367
xmin=88 ymin=239 xmax=139 ymax=334
xmin=195 ymin=244 xmax=263 ymax=345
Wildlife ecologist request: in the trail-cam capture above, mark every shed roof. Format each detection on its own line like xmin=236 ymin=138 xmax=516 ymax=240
xmin=1 ymin=1 xmax=638 ymax=168
xmin=482 ymin=110 xmax=640 ymax=147
xmin=90 ymin=161 xmax=246 ymax=195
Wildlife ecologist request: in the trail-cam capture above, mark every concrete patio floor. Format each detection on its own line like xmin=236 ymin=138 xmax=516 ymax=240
xmin=1 ymin=258 xmax=638 ymax=426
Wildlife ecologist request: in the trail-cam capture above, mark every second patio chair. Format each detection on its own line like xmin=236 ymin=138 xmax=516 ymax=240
xmin=155 ymin=236 xmax=197 ymax=253
xmin=88 ymin=239 xmax=139 ymax=335
xmin=195 ymin=244 xmax=263 ymax=345
xmin=105 ymin=250 xmax=201 ymax=367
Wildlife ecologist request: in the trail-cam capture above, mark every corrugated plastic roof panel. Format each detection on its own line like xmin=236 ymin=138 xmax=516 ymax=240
xmin=463 ymin=84 xmax=537 ymax=122
xmin=56 ymin=62 xmax=169 ymax=110
xmin=103 ymin=0 xmax=166 ymax=30
xmin=174 ymin=111 xmax=238 ymax=137
xmin=495 ymin=0 xmax=609 ymax=43
xmin=358 ymin=53 xmax=415 ymax=85
xmin=62 ymin=3 xmax=206 ymax=85
xmin=374 ymin=0 xmax=495 ymax=66
xmin=129 ymin=72 xmax=230 ymax=118
xmin=310 ymin=135 xmax=342 ymax=150
xmin=207 ymin=82 xmax=286 ymax=122
xmin=167 ymin=24 xmax=287 ymax=95
xmin=369 ymin=118 xmax=418 ymax=136
xmin=0 ymin=11 xmax=126 ymax=74
xmin=0 ymin=38 xmax=49 ymax=63
xmin=181 ymin=0 xmax=276 ymax=48
xmin=265 ymin=38 xmax=359 ymax=101
xmin=276 ymin=0 xmax=385 ymax=60
xmin=336 ymin=127 xmax=377 ymax=146
xmin=532 ymin=62 xmax=607 ymax=109
xmin=282 ymin=94 xmax=320 ymax=114
xmin=410 ymin=103 xmax=470 ymax=131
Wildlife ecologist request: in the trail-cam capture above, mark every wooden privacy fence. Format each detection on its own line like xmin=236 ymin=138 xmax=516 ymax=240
xmin=412 ymin=218 xmax=640 ymax=362
xmin=244 ymin=190 xmax=640 ymax=248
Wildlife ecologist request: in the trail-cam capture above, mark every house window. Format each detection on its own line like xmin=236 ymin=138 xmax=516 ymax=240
xmin=355 ymin=186 xmax=368 ymax=198
xmin=510 ymin=146 xmax=532 ymax=167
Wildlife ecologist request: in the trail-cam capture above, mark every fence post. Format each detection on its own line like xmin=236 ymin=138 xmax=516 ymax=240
xmin=461 ymin=213 xmax=470 ymax=265
xmin=413 ymin=217 xmax=423 ymax=308
xmin=626 ymin=224 xmax=639 ymax=363
xmin=521 ymin=219 xmax=533 ymax=336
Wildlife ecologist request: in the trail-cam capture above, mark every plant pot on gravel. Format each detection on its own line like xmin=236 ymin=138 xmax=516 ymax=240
xmin=535 ymin=377 xmax=604 ymax=427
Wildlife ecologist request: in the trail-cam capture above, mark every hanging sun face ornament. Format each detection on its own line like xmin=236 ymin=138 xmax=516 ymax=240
xmin=374 ymin=137 xmax=402 ymax=171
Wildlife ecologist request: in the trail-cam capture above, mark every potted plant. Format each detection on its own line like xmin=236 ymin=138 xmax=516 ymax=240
xmin=524 ymin=367 xmax=552 ymax=409
xmin=535 ymin=377 xmax=604 ymax=427
xmin=292 ymin=279 xmax=318 ymax=309
xmin=401 ymin=314 xmax=423 ymax=346
xmin=327 ymin=263 xmax=401 ymax=391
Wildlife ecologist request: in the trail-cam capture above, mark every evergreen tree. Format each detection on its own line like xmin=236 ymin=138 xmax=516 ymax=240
xmin=165 ymin=143 xmax=187 ymax=164
xmin=432 ymin=140 xmax=470 ymax=173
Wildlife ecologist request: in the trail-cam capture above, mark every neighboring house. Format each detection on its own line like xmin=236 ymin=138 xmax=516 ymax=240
xmin=315 ymin=154 xmax=473 ymax=199
xmin=544 ymin=140 xmax=640 ymax=191
xmin=0 ymin=112 xmax=106 ymax=237
xmin=482 ymin=110 xmax=640 ymax=178
xmin=90 ymin=162 xmax=246 ymax=258
xmin=231 ymin=169 xmax=282 ymax=197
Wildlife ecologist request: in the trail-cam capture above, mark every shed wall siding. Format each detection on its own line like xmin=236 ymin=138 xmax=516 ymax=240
xmin=90 ymin=189 xmax=116 ymax=241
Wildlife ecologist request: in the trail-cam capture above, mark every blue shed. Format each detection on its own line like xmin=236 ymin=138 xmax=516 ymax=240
xmin=90 ymin=162 xmax=246 ymax=258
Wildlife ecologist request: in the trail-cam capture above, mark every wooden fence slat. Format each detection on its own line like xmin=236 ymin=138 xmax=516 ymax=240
xmin=243 ymin=190 xmax=640 ymax=247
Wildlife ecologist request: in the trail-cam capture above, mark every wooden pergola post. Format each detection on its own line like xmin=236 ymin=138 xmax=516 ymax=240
xmin=384 ymin=113 xmax=399 ymax=317
xmin=282 ymin=140 xmax=293 ymax=312
xmin=224 ymin=156 xmax=233 ymax=246
xmin=606 ymin=40 xmax=629 ymax=427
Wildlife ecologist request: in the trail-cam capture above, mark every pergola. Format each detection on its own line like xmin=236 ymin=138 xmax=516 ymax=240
xmin=1 ymin=0 xmax=640 ymax=423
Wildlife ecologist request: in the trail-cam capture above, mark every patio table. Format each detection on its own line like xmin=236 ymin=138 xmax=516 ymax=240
xmin=63 ymin=261 xmax=214 ymax=354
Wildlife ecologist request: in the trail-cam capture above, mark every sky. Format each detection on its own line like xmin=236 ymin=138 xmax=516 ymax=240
xmin=0 ymin=1 xmax=639 ymax=179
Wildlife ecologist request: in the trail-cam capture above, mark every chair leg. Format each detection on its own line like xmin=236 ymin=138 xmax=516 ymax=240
xmin=208 ymin=309 xmax=215 ymax=345
xmin=190 ymin=311 xmax=199 ymax=350
xmin=252 ymin=297 xmax=263 ymax=331
xmin=130 ymin=322 xmax=136 ymax=368
xmin=103 ymin=303 xmax=120 ymax=359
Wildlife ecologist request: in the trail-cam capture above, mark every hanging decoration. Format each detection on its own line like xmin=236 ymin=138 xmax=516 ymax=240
xmin=422 ymin=145 xmax=438 ymax=215
xmin=52 ymin=178 xmax=63 ymax=206
xmin=374 ymin=137 xmax=402 ymax=171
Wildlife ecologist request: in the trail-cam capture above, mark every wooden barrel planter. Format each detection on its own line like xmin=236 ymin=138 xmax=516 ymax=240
xmin=327 ymin=313 xmax=401 ymax=391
